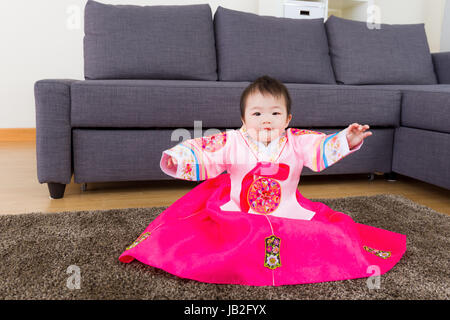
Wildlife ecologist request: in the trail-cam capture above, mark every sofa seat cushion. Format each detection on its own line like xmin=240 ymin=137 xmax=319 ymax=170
xmin=83 ymin=0 xmax=217 ymax=80
xmin=70 ymin=80 xmax=401 ymax=128
xmin=213 ymin=6 xmax=336 ymax=84
xmin=393 ymin=127 xmax=450 ymax=190
xmin=325 ymin=15 xmax=437 ymax=85
xmin=362 ymin=85 xmax=450 ymax=133
xmin=432 ymin=52 xmax=450 ymax=84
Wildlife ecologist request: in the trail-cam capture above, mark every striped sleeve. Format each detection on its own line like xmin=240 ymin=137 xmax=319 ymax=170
xmin=290 ymin=128 xmax=363 ymax=172
xmin=160 ymin=130 xmax=230 ymax=181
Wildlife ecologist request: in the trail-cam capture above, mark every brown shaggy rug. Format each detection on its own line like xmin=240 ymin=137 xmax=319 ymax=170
xmin=0 ymin=194 xmax=448 ymax=300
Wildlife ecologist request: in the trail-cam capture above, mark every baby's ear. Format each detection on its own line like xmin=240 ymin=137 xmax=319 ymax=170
xmin=285 ymin=114 xmax=292 ymax=126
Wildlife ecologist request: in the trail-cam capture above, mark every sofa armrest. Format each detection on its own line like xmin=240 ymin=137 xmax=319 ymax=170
xmin=432 ymin=52 xmax=450 ymax=84
xmin=34 ymin=79 xmax=78 ymax=184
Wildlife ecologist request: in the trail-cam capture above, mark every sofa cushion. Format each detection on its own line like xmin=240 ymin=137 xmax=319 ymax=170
xmin=401 ymin=88 xmax=450 ymax=133
xmin=83 ymin=0 xmax=217 ymax=80
xmin=393 ymin=127 xmax=450 ymax=190
xmin=213 ymin=6 xmax=336 ymax=84
xmin=361 ymin=85 xmax=450 ymax=133
xmin=70 ymin=80 xmax=400 ymax=128
xmin=325 ymin=15 xmax=438 ymax=85
xmin=432 ymin=52 xmax=450 ymax=84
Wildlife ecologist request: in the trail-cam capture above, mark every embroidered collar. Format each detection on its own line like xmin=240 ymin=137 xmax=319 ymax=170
xmin=238 ymin=127 xmax=288 ymax=162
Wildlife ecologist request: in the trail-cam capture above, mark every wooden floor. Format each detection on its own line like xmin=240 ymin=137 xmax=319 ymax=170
xmin=0 ymin=141 xmax=449 ymax=216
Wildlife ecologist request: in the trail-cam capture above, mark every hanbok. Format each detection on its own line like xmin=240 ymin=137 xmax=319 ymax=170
xmin=119 ymin=127 xmax=406 ymax=286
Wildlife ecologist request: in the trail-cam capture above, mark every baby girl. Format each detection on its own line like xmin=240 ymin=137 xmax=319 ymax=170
xmin=119 ymin=75 xmax=406 ymax=287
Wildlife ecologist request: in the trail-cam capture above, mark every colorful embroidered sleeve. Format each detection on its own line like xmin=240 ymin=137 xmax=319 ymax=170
xmin=160 ymin=130 xmax=230 ymax=181
xmin=290 ymin=128 xmax=363 ymax=172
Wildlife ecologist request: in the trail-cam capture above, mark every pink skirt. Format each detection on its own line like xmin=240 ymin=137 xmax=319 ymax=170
xmin=119 ymin=174 xmax=407 ymax=286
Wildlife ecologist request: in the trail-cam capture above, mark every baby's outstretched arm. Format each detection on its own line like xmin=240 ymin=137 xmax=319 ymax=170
xmin=292 ymin=125 xmax=368 ymax=172
xmin=346 ymin=123 xmax=372 ymax=150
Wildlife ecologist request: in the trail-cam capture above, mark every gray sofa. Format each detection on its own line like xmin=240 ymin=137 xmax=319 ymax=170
xmin=34 ymin=1 xmax=450 ymax=199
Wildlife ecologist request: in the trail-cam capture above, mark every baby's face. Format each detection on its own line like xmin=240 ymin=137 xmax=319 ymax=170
xmin=242 ymin=91 xmax=292 ymax=145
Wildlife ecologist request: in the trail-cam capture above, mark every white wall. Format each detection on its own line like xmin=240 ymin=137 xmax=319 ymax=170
xmin=1 ymin=1 xmax=85 ymax=129
xmin=441 ymin=0 xmax=450 ymax=51
xmin=0 ymin=0 xmax=447 ymax=128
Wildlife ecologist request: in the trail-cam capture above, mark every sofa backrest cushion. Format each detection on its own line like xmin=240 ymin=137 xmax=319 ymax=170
xmin=325 ymin=15 xmax=437 ymax=85
xmin=213 ymin=6 xmax=336 ymax=84
xmin=84 ymin=0 xmax=217 ymax=80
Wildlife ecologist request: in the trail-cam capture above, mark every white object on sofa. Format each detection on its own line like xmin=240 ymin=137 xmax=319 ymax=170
xmin=283 ymin=0 xmax=327 ymax=19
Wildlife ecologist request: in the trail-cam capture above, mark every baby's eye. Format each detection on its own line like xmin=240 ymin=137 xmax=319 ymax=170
xmin=253 ymin=112 xmax=261 ymax=116
xmin=273 ymin=112 xmax=281 ymax=115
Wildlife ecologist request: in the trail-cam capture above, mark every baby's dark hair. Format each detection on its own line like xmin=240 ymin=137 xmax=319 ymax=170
xmin=240 ymin=75 xmax=292 ymax=120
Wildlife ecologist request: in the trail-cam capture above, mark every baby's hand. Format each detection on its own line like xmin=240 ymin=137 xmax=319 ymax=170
xmin=167 ymin=156 xmax=178 ymax=169
xmin=346 ymin=123 xmax=372 ymax=149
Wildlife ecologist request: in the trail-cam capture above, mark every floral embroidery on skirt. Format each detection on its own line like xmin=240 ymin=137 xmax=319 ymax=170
xmin=264 ymin=235 xmax=281 ymax=270
xmin=126 ymin=232 xmax=151 ymax=251
xmin=363 ymin=245 xmax=391 ymax=259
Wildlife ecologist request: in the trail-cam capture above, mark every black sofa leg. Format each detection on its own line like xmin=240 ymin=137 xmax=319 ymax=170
xmin=384 ymin=172 xmax=397 ymax=182
xmin=47 ymin=183 xmax=66 ymax=199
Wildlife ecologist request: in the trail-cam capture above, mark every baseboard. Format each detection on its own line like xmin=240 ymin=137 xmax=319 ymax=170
xmin=0 ymin=128 xmax=36 ymax=142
